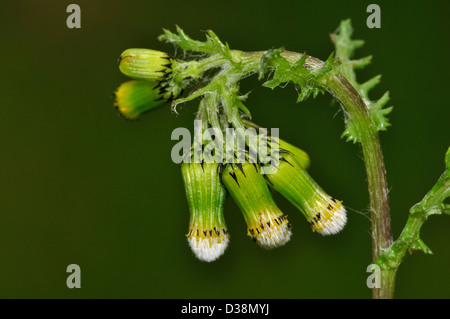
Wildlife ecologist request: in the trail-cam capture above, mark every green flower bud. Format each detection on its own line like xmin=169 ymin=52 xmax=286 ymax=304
xmin=279 ymin=139 xmax=311 ymax=169
xmin=117 ymin=49 xmax=185 ymax=108
xmin=181 ymin=162 xmax=229 ymax=262
xmin=265 ymin=152 xmax=347 ymax=235
xmin=114 ymin=80 xmax=165 ymax=120
xmin=222 ymin=162 xmax=291 ymax=249
xmin=118 ymin=49 xmax=174 ymax=82
xmin=273 ymin=137 xmax=310 ymax=169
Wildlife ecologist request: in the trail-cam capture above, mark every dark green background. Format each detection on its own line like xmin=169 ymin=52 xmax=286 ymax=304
xmin=1 ymin=0 xmax=449 ymax=298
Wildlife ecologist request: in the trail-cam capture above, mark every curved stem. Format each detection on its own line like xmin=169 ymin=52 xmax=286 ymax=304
xmin=326 ymin=74 xmax=393 ymax=298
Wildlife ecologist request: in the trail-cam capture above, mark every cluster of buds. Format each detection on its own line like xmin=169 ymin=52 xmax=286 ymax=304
xmin=180 ymin=135 xmax=346 ymax=262
xmin=114 ymin=46 xmax=347 ymax=263
xmin=114 ymin=48 xmax=198 ymax=119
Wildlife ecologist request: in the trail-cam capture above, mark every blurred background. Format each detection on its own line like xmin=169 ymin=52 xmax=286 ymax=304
xmin=0 ymin=0 xmax=448 ymax=298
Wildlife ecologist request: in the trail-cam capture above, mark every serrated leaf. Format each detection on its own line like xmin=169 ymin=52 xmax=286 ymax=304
xmin=352 ymin=55 xmax=372 ymax=69
xmin=332 ymin=19 xmax=365 ymax=61
xmin=370 ymin=92 xmax=393 ymax=131
xmin=260 ymin=48 xmax=336 ymax=102
xmin=159 ymin=26 xmax=235 ymax=58
xmin=333 ymin=19 xmax=393 ymax=141
xmin=258 ymin=48 xmax=285 ymax=80
xmin=317 ymin=52 xmax=340 ymax=77
xmin=296 ymin=84 xmax=315 ymax=103
xmin=312 ymin=87 xmax=324 ymax=99
xmin=359 ymin=75 xmax=382 ymax=96
xmin=205 ymin=30 xmax=238 ymax=63
xmin=262 ymin=78 xmax=283 ymax=89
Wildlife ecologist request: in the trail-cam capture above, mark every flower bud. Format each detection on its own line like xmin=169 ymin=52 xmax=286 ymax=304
xmin=265 ymin=153 xmax=347 ymax=235
xmin=114 ymin=80 xmax=165 ymax=120
xmin=181 ymin=162 xmax=229 ymax=262
xmin=269 ymin=137 xmax=310 ymax=169
xmin=222 ymin=162 xmax=291 ymax=248
xmin=118 ymin=49 xmax=174 ymax=82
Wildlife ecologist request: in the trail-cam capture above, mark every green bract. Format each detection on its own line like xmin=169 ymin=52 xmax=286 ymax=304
xmin=114 ymin=80 xmax=165 ymax=119
xmin=181 ymin=162 xmax=229 ymax=262
xmin=222 ymin=161 xmax=291 ymax=249
xmin=270 ymin=136 xmax=310 ymax=169
xmin=119 ymin=49 xmax=174 ymax=82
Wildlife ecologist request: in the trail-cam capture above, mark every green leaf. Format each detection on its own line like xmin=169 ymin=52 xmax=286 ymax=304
xmin=205 ymin=30 xmax=238 ymax=63
xmin=258 ymin=48 xmax=285 ymax=80
xmin=359 ymin=75 xmax=382 ymax=96
xmin=159 ymin=26 xmax=233 ymax=57
xmin=259 ymin=48 xmax=335 ymax=102
xmin=341 ymin=118 xmax=360 ymax=144
xmin=370 ymin=92 xmax=393 ymax=131
xmin=351 ymin=55 xmax=372 ymax=69
xmin=332 ymin=19 xmax=393 ymax=141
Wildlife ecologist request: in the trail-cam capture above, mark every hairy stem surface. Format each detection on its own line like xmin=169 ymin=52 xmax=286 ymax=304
xmin=326 ymin=74 xmax=393 ymax=298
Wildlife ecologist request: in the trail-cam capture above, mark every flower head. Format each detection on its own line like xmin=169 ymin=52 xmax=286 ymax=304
xmin=222 ymin=162 xmax=291 ymax=248
xmin=265 ymin=152 xmax=347 ymax=235
xmin=118 ymin=49 xmax=174 ymax=82
xmin=116 ymin=49 xmax=184 ymax=117
xmin=181 ymin=161 xmax=229 ymax=262
xmin=113 ymin=80 xmax=167 ymax=120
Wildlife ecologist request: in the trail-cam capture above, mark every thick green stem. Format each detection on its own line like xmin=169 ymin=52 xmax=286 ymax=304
xmin=326 ymin=74 xmax=393 ymax=298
